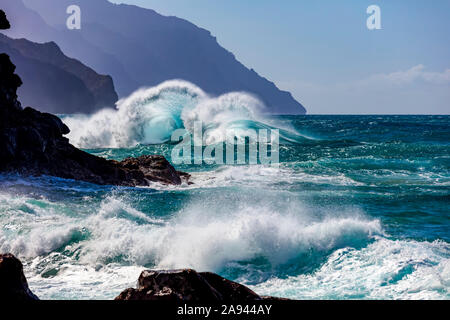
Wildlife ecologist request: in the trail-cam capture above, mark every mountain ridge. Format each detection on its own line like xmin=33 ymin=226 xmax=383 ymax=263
xmin=6 ymin=0 xmax=306 ymax=114
xmin=0 ymin=33 xmax=118 ymax=114
xmin=1 ymin=0 xmax=139 ymax=97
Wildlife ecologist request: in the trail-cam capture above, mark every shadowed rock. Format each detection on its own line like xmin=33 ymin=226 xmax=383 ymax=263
xmin=0 ymin=10 xmax=10 ymax=30
xmin=0 ymin=102 xmax=188 ymax=185
xmin=0 ymin=256 xmax=286 ymax=301
xmin=0 ymin=54 xmax=188 ymax=186
xmin=0 ymin=253 xmax=39 ymax=301
xmin=115 ymin=269 xmax=263 ymax=301
xmin=0 ymin=34 xmax=119 ymax=114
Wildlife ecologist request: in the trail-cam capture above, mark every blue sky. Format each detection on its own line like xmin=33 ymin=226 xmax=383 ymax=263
xmin=111 ymin=0 xmax=450 ymax=114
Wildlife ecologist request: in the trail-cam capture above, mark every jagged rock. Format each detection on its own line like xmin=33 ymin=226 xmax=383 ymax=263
xmin=0 ymin=10 xmax=188 ymax=186
xmin=115 ymin=269 xmax=262 ymax=301
xmin=0 ymin=256 xmax=284 ymax=301
xmin=200 ymin=272 xmax=265 ymax=301
xmin=119 ymin=155 xmax=186 ymax=185
xmin=0 ymin=60 xmax=188 ymax=186
xmin=0 ymin=253 xmax=39 ymax=301
xmin=0 ymin=106 xmax=189 ymax=185
xmin=0 ymin=10 xmax=10 ymax=30
xmin=0 ymin=53 xmax=22 ymax=110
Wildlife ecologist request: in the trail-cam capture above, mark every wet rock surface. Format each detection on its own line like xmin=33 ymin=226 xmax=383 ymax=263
xmin=0 ymin=253 xmax=38 ymax=301
xmin=0 ymin=10 xmax=188 ymax=187
xmin=115 ymin=269 xmax=265 ymax=301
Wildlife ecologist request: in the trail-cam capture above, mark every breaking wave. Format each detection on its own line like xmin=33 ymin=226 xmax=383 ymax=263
xmin=2 ymin=185 xmax=448 ymax=300
xmin=0 ymin=189 xmax=381 ymax=271
xmin=252 ymin=238 xmax=450 ymax=300
xmin=1 ymin=114 xmax=448 ymax=300
xmin=63 ymin=80 xmax=307 ymax=148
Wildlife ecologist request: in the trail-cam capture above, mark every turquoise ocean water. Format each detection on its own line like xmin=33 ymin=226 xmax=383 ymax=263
xmin=0 ymin=84 xmax=448 ymax=299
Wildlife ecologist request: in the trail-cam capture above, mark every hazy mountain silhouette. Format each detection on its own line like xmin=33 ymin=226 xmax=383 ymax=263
xmin=0 ymin=34 xmax=118 ymax=114
xmin=1 ymin=0 xmax=138 ymax=96
xmin=3 ymin=0 xmax=306 ymax=114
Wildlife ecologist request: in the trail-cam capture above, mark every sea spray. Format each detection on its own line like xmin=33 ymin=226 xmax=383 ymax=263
xmin=64 ymin=80 xmax=266 ymax=148
xmin=252 ymin=238 xmax=450 ymax=300
xmin=1 ymin=115 xmax=449 ymax=300
xmin=63 ymin=80 xmax=307 ymax=149
xmin=0 ymin=182 xmax=381 ymax=273
xmin=63 ymin=80 xmax=203 ymax=147
xmin=181 ymin=92 xmax=265 ymax=145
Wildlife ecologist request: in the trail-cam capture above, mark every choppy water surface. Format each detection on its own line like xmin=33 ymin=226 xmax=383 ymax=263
xmin=1 ymin=88 xmax=449 ymax=300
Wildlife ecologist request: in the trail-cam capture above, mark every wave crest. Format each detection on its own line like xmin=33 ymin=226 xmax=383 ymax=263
xmin=64 ymin=80 xmax=275 ymax=148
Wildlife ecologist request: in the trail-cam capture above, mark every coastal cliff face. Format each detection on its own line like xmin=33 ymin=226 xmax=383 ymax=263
xmin=0 ymin=9 xmax=10 ymax=29
xmin=0 ymin=253 xmax=38 ymax=301
xmin=4 ymin=0 xmax=306 ymax=114
xmin=0 ymin=33 xmax=118 ymax=114
xmin=0 ymin=9 xmax=281 ymax=304
xmin=0 ymin=10 xmax=187 ymax=186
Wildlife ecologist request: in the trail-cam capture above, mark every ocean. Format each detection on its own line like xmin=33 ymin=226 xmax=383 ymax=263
xmin=0 ymin=83 xmax=449 ymax=300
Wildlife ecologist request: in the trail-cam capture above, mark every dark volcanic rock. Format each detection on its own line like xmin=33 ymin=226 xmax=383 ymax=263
xmin=0 ymin=253 xmax=39 ymax=301
xmin=0 ymin=11 xmax=188 ymax=187
xmin=115 ymin=269 xmax=262 ymax=301
xmin=0 ymin=10 xmax=10 ymax=30
xmin=200 ymin=272 xmax=264 ymax=301
xmin=119 ymin=155 xmax=185 ymax=185
xmin=0 ymin=52 xmax=21 ymax=110
xmin=0 ymin=11 xmax=21 ymax=111
xmin=0 ymin=102 xmax=188 ymax=185
xmin=0 ymin=34 xmax=119 ymax=114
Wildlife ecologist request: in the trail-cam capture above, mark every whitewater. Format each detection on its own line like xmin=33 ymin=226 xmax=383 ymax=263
xmin=0 ymin=81 xmax=449 ymax=299
xmin=62 ymin=80 xmax=307 ymax=148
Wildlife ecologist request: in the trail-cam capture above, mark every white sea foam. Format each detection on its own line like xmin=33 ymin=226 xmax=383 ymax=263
xmin=182 ymin=164 xmax=364 ymax=192
xmin=64 ymin=80 xmax=270 ymax=148
xmin=0 ymin=192 xmax=82 ymax=257
xmin=28 ymin=238 xmax=449 ymax=300
xmin=25 ymin=260 xmax=143 ymax=300
xmin=181 ymin=92 xmax=265 ymax=145
xmin=150 ymin=206 xmax=382 ymax=271
xmin=0 ymin=189 xmax=381 ymax=272
xmin=1 ymin=177 xmax=448 ymax=300
xmin=251 ymin=238 xmax=450 ymax=300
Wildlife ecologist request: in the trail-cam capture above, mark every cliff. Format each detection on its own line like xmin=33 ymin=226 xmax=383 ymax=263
xmin=0 ymin=10 xmax=187 ymax=186
xmin=3 ymin=0 xmax=306 ymax=114
xmin=0 ymin=33 xmax=118 ymax=114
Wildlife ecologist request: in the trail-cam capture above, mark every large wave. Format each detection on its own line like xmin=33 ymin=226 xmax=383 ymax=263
xmin=63 ymin=80 xmax=307 ymax=148
xmin=0 ymin=189 xmax=380 ymax=269
xmin=63 ymin=81 xmax=202 ymax=148
xmin=64 ymin=81 xmax=258 ymax=148
xmin=1 ymin=171 xmax=449 ymax=300
xmin=3 ymin=186 xmax=448 ymax=300
xmin=252 ymin=238 xmax=450 ymax=300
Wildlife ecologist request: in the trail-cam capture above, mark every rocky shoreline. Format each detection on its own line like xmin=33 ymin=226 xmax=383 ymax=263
xmin=0 ymin=254 xmax=38 ymax=301
xmin=0 ymin=10 xmax=188 ymax=187
xmin=0 ymin=253 xmax=284 ymax=301
xmin=0 ymin=10 xmax=280 ymax=303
